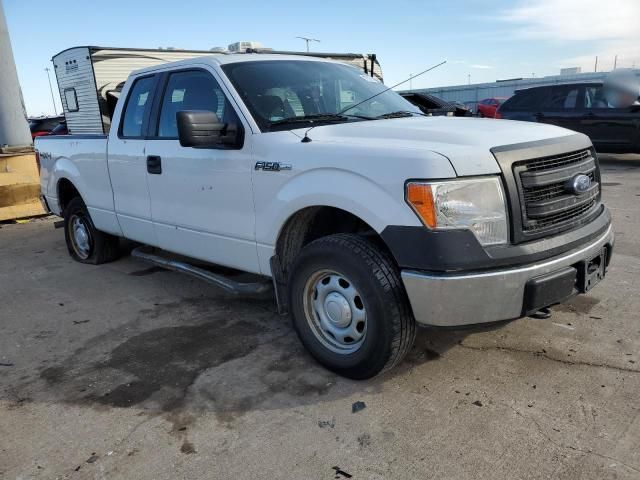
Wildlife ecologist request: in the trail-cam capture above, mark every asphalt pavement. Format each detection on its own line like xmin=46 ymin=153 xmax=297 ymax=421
xmin=1 ymin=155 xmax=639 ymax=480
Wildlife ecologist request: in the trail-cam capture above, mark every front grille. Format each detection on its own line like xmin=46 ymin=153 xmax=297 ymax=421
xmin=519 ymin=149 xmax=591 ymax=172
xmin=522 ymin=171 xmax=596 ymax=204
xmin=522 ymin=199 xmax=597 ymax=232
xmin=513 ymin=148 xmax=600 ymax=236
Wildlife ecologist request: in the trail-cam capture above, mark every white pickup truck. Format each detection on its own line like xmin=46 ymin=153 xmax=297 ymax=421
xmin=37 ymin=54 xmax=614 ymax=379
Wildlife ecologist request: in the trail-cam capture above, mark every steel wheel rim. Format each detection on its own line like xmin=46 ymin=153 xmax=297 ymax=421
xmin=69 ymin=214 xmax=92 ymax=259
xmin=303 ymin=269 xmax=367 ymax=354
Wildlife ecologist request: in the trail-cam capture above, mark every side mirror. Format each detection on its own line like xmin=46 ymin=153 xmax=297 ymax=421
xmin=176 ymin=110 xmax=239 ymax=148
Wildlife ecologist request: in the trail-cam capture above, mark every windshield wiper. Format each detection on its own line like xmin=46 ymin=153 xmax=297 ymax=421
xmin=375 ymin=110 xmax=426 ymax=119
xmin=269 ymin=113 xmax=373 ymax=128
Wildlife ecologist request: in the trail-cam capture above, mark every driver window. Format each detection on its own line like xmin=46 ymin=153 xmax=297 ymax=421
xmin=158 ymin=70 xmax=226 ymax=138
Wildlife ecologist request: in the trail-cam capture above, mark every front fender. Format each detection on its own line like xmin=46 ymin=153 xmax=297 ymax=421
xmin=257 ymin=167 xmax=422 ymax=248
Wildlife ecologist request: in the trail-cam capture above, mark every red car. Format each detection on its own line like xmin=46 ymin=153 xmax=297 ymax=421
xmin=476 ymin=97 xmax=506 ymax=118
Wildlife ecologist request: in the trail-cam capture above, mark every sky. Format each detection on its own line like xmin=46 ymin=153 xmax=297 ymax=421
xmin=4 ymin=0 xmax=640 ymax=117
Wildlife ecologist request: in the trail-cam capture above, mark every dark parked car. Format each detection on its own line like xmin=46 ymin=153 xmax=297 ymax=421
xmin=48 ymin=121 xmax=68 ymax=136
xmin=497 ymin=83 xmax=640 ymax=153
xmin=28 ymin=116 xmax=64 ymax=139
xmin=401 ymin=92 xmax=472 ymax=117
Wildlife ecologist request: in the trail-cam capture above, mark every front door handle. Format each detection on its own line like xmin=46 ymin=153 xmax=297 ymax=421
xmin=147 ymin=155 xmax=162 ymax=174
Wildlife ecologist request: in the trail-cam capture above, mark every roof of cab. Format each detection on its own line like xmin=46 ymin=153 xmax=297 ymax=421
xmin=132 ymin=53 xmax=336 ymax=76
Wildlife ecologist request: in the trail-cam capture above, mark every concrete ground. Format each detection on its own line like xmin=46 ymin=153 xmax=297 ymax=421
xmin=1 ymin=156 xmax=639 ymax=480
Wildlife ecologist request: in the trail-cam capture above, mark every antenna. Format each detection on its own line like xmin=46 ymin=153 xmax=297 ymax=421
xmin=44 ymin=67 xmax=57 ymax=115
xmin=301 ymin=60 xmax=447 ymax=143
xmin=296 ymin=36 xmax=320 ymax=52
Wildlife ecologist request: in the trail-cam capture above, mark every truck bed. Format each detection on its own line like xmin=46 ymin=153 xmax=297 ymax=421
xmin=36 ymin=135 xmax=116 ymax=231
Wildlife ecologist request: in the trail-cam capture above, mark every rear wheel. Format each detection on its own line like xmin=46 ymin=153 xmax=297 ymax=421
xmin=63 ymin=196 xmax=120 ymax=264
xmin=289 ymin=234 xmax=416 ymax=379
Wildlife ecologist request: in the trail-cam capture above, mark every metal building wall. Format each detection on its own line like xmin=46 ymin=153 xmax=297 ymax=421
xmin=407 ymin=69 xmax=640 ymax=110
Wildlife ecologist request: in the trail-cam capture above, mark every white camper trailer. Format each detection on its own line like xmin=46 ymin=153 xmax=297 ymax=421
xmin=51 ymin=46 xmax=383 ymax=135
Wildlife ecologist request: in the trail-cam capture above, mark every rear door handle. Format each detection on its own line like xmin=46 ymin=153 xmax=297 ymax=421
xmin=147 ymin=155 xmax=162 ymax=174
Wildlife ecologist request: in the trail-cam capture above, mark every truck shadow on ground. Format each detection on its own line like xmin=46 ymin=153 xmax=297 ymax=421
xmin=12 ymin=291 xmax=490 ymax=429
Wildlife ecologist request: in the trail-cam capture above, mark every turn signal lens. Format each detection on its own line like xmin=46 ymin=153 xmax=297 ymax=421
xmin=406 ymin=183 xmax=437 ymax=228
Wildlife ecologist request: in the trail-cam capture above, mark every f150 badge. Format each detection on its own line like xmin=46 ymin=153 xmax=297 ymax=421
xmin=254 ymin=161 xmax=292 ymax=171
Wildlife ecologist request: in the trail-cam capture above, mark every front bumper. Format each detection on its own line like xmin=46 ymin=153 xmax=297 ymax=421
xmin=401 ymin=224 xmax=614 ymax=327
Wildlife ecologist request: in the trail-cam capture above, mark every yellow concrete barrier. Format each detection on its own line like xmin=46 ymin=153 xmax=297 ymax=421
xmin=0 ymin=153 xmax=46 ymax=221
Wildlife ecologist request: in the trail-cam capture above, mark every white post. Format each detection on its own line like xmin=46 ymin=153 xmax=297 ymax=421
xmin=0 ymin=1 xmax=32 ymax=148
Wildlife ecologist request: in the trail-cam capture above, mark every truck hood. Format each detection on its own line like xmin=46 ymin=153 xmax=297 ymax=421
xmin=291 ymin=116 xmax=580 ymax=176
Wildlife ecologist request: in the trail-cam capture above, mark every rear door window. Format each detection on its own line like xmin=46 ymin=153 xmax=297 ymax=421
xmin=500 ymin=90 xmax=539 ymax=111
xmin=584 ymin=85 xmax=610 ymax=108
xmin=542 ymin=86 xmax=580 ymax=110
xmin=120 ymin=76 xmax=156 ymax=137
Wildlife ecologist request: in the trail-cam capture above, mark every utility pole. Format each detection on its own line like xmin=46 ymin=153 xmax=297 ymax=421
xmin=0 ymin=1 xmax=32 ymax=147
xmin=468 ymin=73 xmax=471 ymax=85
xmin=594 ymin=56 xmax=598 ymax=73
xmin=295 ymin=36 xmax=320 ymax=52
xmin=44 ymin=67 xmax=57 ymax=115
xmin=613 ymin=55 xmax=618 ymax=70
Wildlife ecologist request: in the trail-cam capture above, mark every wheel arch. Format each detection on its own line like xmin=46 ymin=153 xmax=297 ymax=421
xmin=57 ymin=177 xmax=82 ymax=214
xmin=271 ymin=205 xmax=397 ymax=313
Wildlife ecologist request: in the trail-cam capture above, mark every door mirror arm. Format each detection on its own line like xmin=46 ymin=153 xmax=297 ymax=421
xmin=219 ymin=122 xmax=240 ymax=146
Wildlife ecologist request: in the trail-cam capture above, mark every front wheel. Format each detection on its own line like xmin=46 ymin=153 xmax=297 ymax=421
xmin=289 ymin=234 xmax=416 ymax=379
xmin=63 ymin=196 xmax=120 ymax=264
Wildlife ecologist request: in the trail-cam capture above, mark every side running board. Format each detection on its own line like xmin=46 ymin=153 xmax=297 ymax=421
xmin=131 ymin=246 xmax=273 ymax=296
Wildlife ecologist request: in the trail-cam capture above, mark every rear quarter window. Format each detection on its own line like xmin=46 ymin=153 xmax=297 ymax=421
xmin=120 ymin=76 xmax=156 ymax=138
xmin=500 ymin=90 xmax=539 ymax=111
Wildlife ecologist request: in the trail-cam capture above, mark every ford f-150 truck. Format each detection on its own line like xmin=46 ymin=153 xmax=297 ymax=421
xmin=36 ymin=54 xmax=614 ymax=379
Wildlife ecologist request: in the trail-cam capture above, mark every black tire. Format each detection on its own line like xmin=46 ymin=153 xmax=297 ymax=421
xmin=63 ymin=196 xmax=120 ymax=264
xmin=288 ymin=234 xmax=416 ymax=379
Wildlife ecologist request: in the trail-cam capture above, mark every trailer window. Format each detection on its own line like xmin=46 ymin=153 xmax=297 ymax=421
xmin=64 ymin=88 xmax=79 ymax=112
xmin=121 ymin=76 xmax=155 ymax=137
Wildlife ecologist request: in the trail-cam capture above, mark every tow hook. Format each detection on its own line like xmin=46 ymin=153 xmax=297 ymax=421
xmin=529 ymin=307 xmax=553 ymax=319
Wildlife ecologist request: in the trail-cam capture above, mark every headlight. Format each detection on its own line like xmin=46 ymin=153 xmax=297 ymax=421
xmin=406 ymin=177 xmax=508 ymax=246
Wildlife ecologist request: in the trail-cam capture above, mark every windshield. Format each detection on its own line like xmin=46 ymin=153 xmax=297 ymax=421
xmin=221 ymin=60 xmax=420 ymax=131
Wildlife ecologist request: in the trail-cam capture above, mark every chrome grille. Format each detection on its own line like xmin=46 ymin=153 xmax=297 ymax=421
xmin=513 ymin=149 xmax=600 ymax=235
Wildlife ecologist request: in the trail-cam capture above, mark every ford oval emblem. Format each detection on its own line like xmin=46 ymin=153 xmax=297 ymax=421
xmin=567 ymin=174 xmax=592 ymax=195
